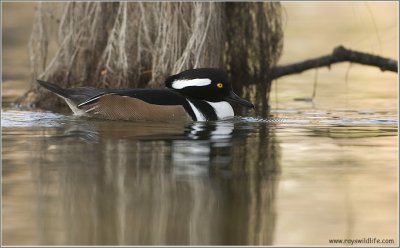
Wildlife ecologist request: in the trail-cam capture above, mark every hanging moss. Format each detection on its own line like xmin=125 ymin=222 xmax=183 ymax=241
xmin=20 ymin=2 xmax=283 ymax=114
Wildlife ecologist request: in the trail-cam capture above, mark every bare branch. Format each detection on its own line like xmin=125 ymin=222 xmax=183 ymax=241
xmin=271 ymin=45 xmax=398 ymax=79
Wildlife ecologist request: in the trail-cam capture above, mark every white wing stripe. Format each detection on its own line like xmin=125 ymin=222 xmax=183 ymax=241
xmin=78 ymin=93 xmax=116 ymax=107
xmin=85 ymin=105 xmax=99 ymax=113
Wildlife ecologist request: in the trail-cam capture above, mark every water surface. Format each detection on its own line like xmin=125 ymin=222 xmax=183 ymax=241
xmin=2 ymin=109 xmax=397 ymax=245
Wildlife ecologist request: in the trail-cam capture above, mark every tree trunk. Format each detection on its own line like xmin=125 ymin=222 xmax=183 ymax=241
xmin=19 ymin=2 xmax=283 ymax=116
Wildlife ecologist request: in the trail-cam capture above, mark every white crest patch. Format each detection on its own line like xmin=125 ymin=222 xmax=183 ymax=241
xmin=206 ymin=101 xmax=234 ymax=120
xmin=171 ymin=78 xmax=211 ymax=89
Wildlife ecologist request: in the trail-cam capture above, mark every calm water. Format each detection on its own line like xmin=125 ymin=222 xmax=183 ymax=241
xmin=2 ymin=108 xmax=398 ymax=245
xmin=2 ymin=2 xmax=398 ymax=246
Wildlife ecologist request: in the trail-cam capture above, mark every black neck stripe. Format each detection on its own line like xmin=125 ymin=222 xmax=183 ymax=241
xmin=181 ymin=101 xmax=197 ymax=121
xmin=188 ymin=99 xmax=218 ymax=121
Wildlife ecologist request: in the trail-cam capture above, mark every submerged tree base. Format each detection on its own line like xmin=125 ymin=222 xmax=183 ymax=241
xmin=19 ymin=2 xmax=283 ymax=115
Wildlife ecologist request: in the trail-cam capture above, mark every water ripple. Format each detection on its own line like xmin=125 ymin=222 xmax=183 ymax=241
xmin=1 ymin=110 xmax=67 ymax=128
xmin=1 ymin=109 xmax=397 ymax=129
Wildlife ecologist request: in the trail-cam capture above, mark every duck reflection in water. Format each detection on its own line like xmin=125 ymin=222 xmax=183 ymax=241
xmin=30 ymin=119 xmax=280 ymax=245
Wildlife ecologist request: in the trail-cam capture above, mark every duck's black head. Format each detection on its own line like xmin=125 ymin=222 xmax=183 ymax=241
xmin=165 ymin=68 xmax=254 ymax=108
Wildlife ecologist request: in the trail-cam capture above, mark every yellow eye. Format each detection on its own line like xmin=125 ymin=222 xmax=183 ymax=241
xmin=216 ymin=83 xmax=223 ymax=88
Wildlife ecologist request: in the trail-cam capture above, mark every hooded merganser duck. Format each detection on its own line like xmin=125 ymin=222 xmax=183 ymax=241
xmin=37 ymin=68 xmax=254 ymax=121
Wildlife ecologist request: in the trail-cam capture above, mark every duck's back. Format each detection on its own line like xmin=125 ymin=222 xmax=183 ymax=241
xmin=37 ymin=80 xmax=194 ymax=121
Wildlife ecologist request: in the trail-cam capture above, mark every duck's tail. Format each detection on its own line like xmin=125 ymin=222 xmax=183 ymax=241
xmin=36 ymin=79 xmax=106 ymax=115
xmin=37 ymin=80 xmax=70 ymax=98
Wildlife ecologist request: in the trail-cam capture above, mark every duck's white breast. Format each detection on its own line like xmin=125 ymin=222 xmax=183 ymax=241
xmin=206 ymin=101 xmax=234 ymax=120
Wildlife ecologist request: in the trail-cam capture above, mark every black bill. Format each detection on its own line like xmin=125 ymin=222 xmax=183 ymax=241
xmin=225 ymin=91 xmax=254 ymax=108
